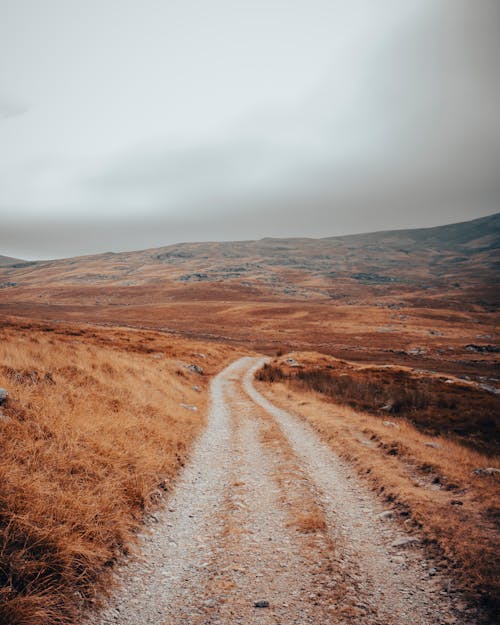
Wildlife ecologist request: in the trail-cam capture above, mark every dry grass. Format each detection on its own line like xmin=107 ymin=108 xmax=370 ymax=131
xmin=257 ymin=416 xmax=329 ymax=536
xmin=0 ymin=317 xmax=236 ymax=625
xmin=256 ymin=354 xmax=500 ymax=618
xmin=256 ymin=359 xmax=500 ymax=455
xmin=291 ymin=511 xmax=328 ymax=534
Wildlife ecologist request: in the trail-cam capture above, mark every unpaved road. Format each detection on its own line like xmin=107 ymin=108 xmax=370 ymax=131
xmin=87 ymin=357 xmax=472 ymax=625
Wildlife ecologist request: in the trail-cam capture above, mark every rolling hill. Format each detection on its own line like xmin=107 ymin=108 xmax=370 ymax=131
xmin=0 ymin=213 xmax=498 ymax=377
xmin=1 ymin=213 xmax=498 ymax=302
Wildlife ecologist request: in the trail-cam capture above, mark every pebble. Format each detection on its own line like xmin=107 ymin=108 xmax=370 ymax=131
xmin=254 ymin=600 xmax=270 ymax=608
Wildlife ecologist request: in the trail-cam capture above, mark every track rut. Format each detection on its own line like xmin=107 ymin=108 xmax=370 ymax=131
xmin=87 ymin=356 xmax=471 ymax=625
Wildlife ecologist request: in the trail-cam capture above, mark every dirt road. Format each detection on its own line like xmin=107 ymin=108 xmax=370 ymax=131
xmin=88 ymin=357 xmax=470 ymax=625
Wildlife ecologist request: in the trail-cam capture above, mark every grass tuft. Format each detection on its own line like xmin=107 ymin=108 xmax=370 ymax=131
xmin=0 ymin=318 xmax=233 ymax=625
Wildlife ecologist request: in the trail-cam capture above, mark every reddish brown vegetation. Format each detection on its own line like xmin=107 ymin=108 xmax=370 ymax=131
xmin=256 ymin=360 xmax=500 ymax=455
xmin=0 ymin=216 xmax=498 ymax=382
xmin=256 ymin=354 xmax=500 ymax=619
xmin=0 ymin=318 xmax=237 ymax=625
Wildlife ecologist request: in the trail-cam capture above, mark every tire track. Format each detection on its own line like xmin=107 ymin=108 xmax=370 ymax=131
xmin=87 ymin=356 xmax=473 ymax=625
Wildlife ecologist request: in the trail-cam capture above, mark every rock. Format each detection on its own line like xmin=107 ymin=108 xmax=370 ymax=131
xmin=377 ymin=510 xmax=394 ymax=519
xmin=178 ymin=273 xmax=211 ymax=282
xmin=286 ymin=358 xmax=300 ymax=367
xmin=477 ymin=383 xmax=500 ymax=395
xmin=192 ymin=385 xmax=202 ymax=392
xmin=424 ymin=442 xmax=442 ymax=449
xmin=180 ymin=404 xmax=198 ymax=412
xmin=187 ymin=364 xmax=204 ymax=375
xmin=254 ymin=600 xmax=269 ymax=608
xmin=351 ymin=272 xmax=396 ymax=283
xmin=473 ymin=467 xmax=500 ymax=476
xmin=383 ymin=420 xmax=399 ymax=428
xmin=0 ymin=388 xmax=8 ymax=405
xmin=391 ymin=536 xmax=419 ymax=548
xmin=407 ymin=347 xmax=427 ymax=355
xmin=359 ymin=438 xmax=374 ymax=447
xmin=450 ymin=500 xmax=463 ymax=506
xmin=381 ymin=402 xmax=394 ymax=412
xmin=465 ymin=344 xmax=500 ymax=353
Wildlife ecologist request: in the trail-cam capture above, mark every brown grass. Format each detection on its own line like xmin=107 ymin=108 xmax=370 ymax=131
xmin=257 ymin=416 xmax=329 ymax=536
xmin=256 ymin=354 xmax=500 ymax=619
xmin=291 ymin=511 xmax=328 ymax=534
xmin=256 ymin=359 xmax=500 ymax=455
xmin=0 ymin=317 xmax=236 ymax=625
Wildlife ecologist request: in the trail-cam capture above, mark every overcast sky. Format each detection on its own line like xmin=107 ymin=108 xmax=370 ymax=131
xmin=1 ymin=0 xmax=499 ymax=259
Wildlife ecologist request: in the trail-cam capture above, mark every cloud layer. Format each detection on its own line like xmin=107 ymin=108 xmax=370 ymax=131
xmin=0 ymin=0 xmax=499 ymax=258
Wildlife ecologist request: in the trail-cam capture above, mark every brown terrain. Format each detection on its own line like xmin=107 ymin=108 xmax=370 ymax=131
xmin=0 ymin=213 xmax=498 ymax=624
xmin=0 ymin=213 xmax=498 ymax=378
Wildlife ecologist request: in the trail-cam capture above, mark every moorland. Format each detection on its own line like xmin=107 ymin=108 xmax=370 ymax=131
xmin=0 ymin=213 xmax=498 ymax=624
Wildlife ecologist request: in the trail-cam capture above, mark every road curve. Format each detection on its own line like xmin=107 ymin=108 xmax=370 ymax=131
xmin=87 ymin=356 xmax=469 ymax=625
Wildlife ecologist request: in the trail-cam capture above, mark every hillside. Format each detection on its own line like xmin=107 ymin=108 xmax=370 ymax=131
xmin=0 ymin=318 xmax=238 ymax=625
xmin=0 ymin=255 xmax=23 ymax=268
xmin=1 ymin=214 xmax=498 ymax=304
xmin=0 ymin=214 xmax=498 ymax=380
xmin=0 ymin=214 xmax=498 ymax=624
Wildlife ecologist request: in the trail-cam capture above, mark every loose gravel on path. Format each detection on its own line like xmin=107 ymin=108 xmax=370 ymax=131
xmin=86 ymin=356 xmax=475 ymax=625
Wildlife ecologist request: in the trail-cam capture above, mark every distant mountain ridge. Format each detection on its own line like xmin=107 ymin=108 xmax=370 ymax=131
xmin=1 ymin=213 xmax=498 ymax=308
xmin=325 ymin=212 xmax=500 ymax=247
xmin=4 ymin=212 xmax=499 ymax=264
xmin=0 ymin=255 xmax=23 ymax=267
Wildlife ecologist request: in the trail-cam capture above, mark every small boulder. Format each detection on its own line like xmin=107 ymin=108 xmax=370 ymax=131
xmin=383 ymin=420 xmax=399 ymax=428
xmin=473 ymin=467 xmax=500 ymax=477
xmin=254 ymin=600 xmax=269 ymax=608
xmin=377 ymin=510 xmax=394 ymax=520
xmin=0 ymin=388 xmax=8 ymax=405
xmin=478 ymin=383 xmax=500 ymax=395
xmin=187 ymin=364 xmax=204 ymax=375
xmin=180 ymin=403 xmax=198 ymax=412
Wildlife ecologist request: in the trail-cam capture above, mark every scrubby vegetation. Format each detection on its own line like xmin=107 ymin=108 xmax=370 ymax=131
xmin=256 ymin=361 xmax=500 ymax=455
xmin=0 ymin=318 xmax=232 ymax=625
xmin=256 ymin=354 xmax=500 ymax=619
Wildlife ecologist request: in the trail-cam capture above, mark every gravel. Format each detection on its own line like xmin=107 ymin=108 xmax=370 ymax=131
xmin=85 ymin=356 xmax=476 ymax=625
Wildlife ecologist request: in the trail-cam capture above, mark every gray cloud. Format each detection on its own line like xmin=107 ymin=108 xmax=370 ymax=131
xmin=0 ymin=97 xmax=27 ymax=120
xmin=0 ymin=0 xmax=499 ymax=259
